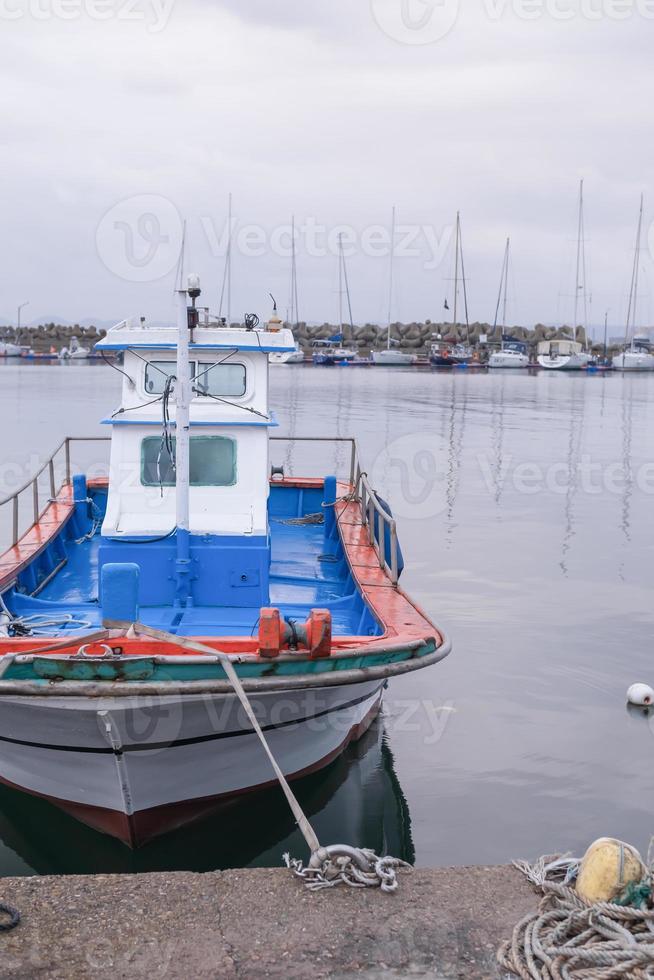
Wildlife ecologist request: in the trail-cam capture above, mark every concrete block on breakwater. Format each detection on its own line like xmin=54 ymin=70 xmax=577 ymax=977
xmin=0 ymin=865 xmax=535 ymax=978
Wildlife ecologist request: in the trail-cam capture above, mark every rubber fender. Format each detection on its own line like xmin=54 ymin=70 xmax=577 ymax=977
xmin=576 ymin=838 xmax=646 ymax=904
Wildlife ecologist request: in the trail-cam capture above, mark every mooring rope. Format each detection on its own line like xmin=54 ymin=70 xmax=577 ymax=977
xmin=498 ymin=852 xmax=654 ymax=979
xmin=123 ymin=622 xmax=409 ymax=893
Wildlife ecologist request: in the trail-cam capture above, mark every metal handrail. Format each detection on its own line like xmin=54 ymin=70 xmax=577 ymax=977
xmin=0 ymin=436 xmax=111 ymax=547
xmin=1 ymin=434 xmax=400 ymax=585
xmin=355 ymin=468 xmax=399 ymax=585
xmin=269 ymin=435 xmax=358 ymax=485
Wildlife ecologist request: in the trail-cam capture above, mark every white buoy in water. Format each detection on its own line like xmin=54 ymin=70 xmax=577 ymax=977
xmin=627 ymin=683 xmax=654 ymax=707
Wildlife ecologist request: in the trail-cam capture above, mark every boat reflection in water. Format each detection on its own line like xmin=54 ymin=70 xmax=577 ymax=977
xmin=0 ymin=719 xmax=414 ymax=875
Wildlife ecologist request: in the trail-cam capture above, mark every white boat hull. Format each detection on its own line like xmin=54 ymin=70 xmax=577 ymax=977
xmin=371 ymin=350 xmax=418 ymax=366
xmin=0 ymin=680 xmax=383 ymax=846
xmin=488 ymin=351 xmax=529 ymax=369
xmin=0 ymin=343 xmax=21 ymax=357
xmin=537 ymin=351 xmax=591 ymax=371
xmin=269 ymin=349 xmax=304 ymax=365
xmin=612 ymin=351 xmax=654 ymax=372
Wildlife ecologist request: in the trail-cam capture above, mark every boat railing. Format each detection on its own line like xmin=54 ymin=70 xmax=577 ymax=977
xmin=1 ymin=435 xmax=400 ymax=584
xmin=269 ymin=436 xmax=399 ymax=584
xmin=0 ymin=436 xmax=111 ymax=548
xmin=355 ymin=468 xmax=399 ymax=586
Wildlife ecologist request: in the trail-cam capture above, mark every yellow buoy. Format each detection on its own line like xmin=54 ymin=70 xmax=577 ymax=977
xmin=576 ymin=838 xmax=645 ymax=904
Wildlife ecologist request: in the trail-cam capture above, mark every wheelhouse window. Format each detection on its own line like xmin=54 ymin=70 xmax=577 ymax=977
xmin=140 ymin=436 xmax=237 ymax=487
xmin=194 ymin=363 xmax=247 ymax=398
xmin=144 ymin=361 xmax=246 ymax=398
xmin=144 ymin=361 xmax=179 ymax=395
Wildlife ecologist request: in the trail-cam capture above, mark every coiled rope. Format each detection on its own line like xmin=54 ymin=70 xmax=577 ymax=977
xmin=498 ymin=850 xmax=654 ymax=979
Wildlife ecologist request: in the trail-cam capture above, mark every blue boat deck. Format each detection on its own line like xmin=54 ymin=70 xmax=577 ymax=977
xmin=3 ymin=483 xmax=381 ymax=639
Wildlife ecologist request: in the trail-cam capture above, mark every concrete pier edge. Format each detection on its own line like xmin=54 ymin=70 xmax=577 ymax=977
xmin=0 ymin=865 xmax=535 ymax=979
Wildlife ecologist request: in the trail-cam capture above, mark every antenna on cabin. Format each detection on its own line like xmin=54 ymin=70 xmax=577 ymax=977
xmin=269 ymin=293 xmax=277 ymax=312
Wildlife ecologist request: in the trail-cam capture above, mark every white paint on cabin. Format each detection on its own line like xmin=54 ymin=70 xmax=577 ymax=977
xmin=97 ymin=318 xmax=295 ymax=539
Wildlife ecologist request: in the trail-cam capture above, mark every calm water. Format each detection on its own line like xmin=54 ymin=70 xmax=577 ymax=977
xmin=1 ymin=362 xmax=654 ymax=874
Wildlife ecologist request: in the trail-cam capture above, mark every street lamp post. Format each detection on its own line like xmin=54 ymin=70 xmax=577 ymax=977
xmin=17 ymin=302 xmax=29 ymax=330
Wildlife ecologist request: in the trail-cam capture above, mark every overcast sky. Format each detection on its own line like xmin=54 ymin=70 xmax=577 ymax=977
xmin=2 ymin=0 xmax=653 ymax=332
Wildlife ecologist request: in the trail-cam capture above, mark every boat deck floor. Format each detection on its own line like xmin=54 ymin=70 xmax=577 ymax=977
xmin=12 ymin=520 xmax=373 ymax=638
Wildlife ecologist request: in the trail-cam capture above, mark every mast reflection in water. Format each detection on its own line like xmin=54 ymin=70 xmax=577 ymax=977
xmin=0 ymin=720 xmax=414 ymax=876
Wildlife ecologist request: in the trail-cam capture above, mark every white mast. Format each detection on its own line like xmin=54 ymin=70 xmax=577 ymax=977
xmin=218 ymin=193 xmax=233 ymax=325
xmin=502 ymin=237 xmax=510 ymax=333
xmin=290 ymin=214 xmax=299 ymax=327
xmin=573 ymin=179 xmax=584 ymax=346
xmin=227 ymin=192 xmax=232 ymax=327
xmin=493 ymin=237 xmax=510 ymax=349
xmin=452 ymin=212 xmax=460 ymax=332
xmin=624 ymin=194 xmax=644 ymax=352
xmin=386 ymin=206 xmax=396 ymax=350
xmin=338 ymin=233 xmax=344 ymax=336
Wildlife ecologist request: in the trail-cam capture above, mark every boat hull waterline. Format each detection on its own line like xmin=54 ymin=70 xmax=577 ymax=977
xmin=0 ymin=680 xmax=385 ymax=847
xmin=0 ymin=474 xmax=450 ymax=847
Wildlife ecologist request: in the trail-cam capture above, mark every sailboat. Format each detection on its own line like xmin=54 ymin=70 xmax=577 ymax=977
xmin=537 ymin=180 xmax=592 ymax=371
xmin=612 ymin=195 xmax=654 ymax=372
xmin=270 ymin=216 xmax=304 ymax=365
xmin=430 ymin=212 xmax=474 ymax=367
xmin=488 ymin=238 xmax=528 ymax=368
xmin=372 ymin=207 xmax=418 ymax=366
xmin=313 ymin=234 xmax=358 ymax=365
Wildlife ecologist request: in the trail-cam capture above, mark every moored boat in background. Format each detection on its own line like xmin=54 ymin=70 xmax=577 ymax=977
xmin=612 ymin=196 xmax=654 ymax=372
xmin=537 ymin=180 xmax=591 ymax=371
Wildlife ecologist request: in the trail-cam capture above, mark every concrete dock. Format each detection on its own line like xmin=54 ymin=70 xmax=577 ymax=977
xmin=0 ymin=866 xmax=534 ymax=979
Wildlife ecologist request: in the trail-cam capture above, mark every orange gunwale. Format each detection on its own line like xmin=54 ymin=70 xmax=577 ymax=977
xmin=0 ymin=477 xmax=441 ymax=658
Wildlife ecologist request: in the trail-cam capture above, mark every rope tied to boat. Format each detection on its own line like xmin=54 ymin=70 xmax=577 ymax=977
xmin=497 ymin=848 xmax=654 ymax=978
xmin=284 ymin=846 xmax=410 ymax=893
xmin=108 ymin=622 xmax=411 ymax=894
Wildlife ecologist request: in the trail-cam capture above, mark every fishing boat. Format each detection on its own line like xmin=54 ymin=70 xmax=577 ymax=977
xmin=311 ymin=337 xmax=357 ymax=365
xmin=488 ymin=239 xmax=529 ymax=369
xmin=430 ymin=212 xmax=474 ymax=368
xmin=59 ymin=336 xmax=91 ymax=361
xmin=612 ymin=196 xmax=654 ymax=372
xmin=372 ymin=208 xmax=418 ymax=367
xmin=538 ymin=180 xmax=591 ymax=371
xmin=0 ymin=275 xmax=450 ymax=848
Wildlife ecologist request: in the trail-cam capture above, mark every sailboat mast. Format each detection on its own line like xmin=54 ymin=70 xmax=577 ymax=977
xmin=573 ymin=179 xmax=583 ymax=345
xmin=386 ymin=206 xmax=396 ymax=350
xmin=290 ymin=214 xmax=300 ymax=327
xmin=630 ymin=194 xmax=644 ymax=349
xmin=493 ymin=238 xmax=510 ymax=349
xmin=338 ymin=233 xmax=344 ymax=335
xmin=342 ymin=241 xmax=355 ymax=336
xmin=458 ymin=216 xmax=470 ymax=346
xmin=227 ymin=192 xmax=232 ymax=327
xmin=293 ymin=216 xmax=300 ymax=327
xmin=452 ymin=212 xmax=460 ymax=331
xmin=502 ymin=237 xmax=510 ymax=333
